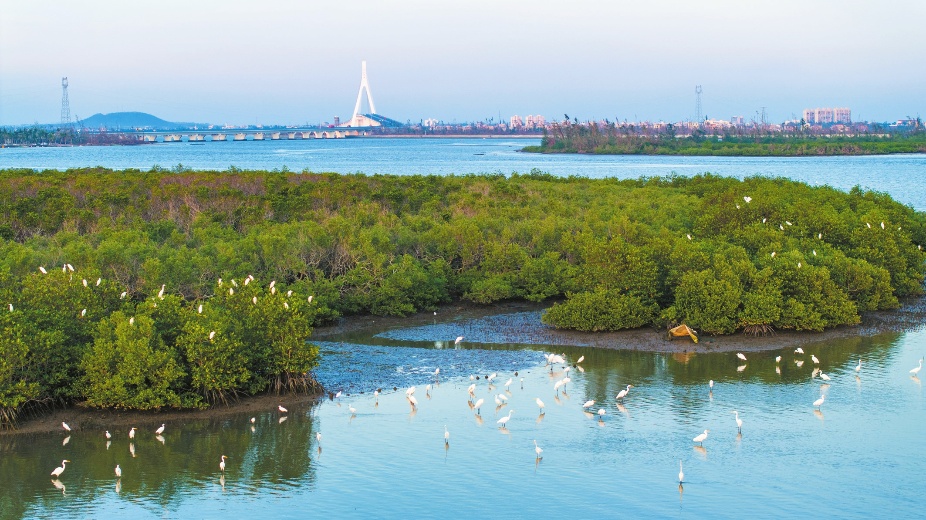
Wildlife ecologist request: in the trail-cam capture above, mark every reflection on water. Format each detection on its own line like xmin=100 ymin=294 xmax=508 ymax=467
xmin=1 ymin=324 xmax=924 ymax=518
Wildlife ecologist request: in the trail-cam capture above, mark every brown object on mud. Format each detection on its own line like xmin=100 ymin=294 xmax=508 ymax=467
xmin=668 ymin=324 xmax=699 ymax=343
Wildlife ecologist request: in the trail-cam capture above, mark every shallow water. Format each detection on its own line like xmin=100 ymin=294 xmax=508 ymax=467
xmin=2 ymin=315 xmax=924 ymax=519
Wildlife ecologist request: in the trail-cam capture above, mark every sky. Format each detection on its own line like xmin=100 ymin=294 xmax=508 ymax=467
xmin=1 ymin=0 xmax=924 ymax=126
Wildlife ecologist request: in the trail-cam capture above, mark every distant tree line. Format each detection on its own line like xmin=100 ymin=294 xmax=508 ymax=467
xmin=525 ymin=120 xmax=926 ymax=155
xmin=1 ymin=168 xmax=924 ymax=424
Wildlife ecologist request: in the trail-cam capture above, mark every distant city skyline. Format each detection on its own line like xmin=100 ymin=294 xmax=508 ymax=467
xmin=1 ymin=1 xmax=924 ymax=127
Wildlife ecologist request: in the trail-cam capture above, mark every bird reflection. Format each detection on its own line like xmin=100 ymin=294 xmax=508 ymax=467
xmin=577 ymin=365 xmax=585 ymax=373
xmin=129 ymin=442 xmax=136 ymax=458
xmin=678 ymin=483 xmax=684 ymax=504
xmin=582 ymin=411 xmax=595 ymax=420
xmin=156 ymin=434 xmax=165 ymax=445
xmin=408 ymin=407 xmax=417 ymax=420
xmin=736 ymin=432 xmax=743 ymax=443
xmin=795 ymin=360 xmax=804 ymax=368
xmin=115 ymin=479 xmax=121 ymax=494
xmin=51 ymin=479 xmax=66 ymax=496
xmin=251 ymin=425 xmax=256 ymax=433
xmin=776 ymin=366 xmax=781 ymax=375
xmin=278 ymin=416 xmax=288 ymax=424
xmin=499 ymin=427 xmax=510 ymax=436
xmin=814 ymin=409 xmax=825 ymax=421
xmin=106 ymin=440 xmax=111 ymax=450
xmin=737 ymin=365 xmax=747 ymax=372
xmin=598 ymin=419 xmax=605 ymax=427
xmin=220 ymin=474 xmax=226 ymax=492
xmin=553 ymin=395 xmax=562 ymax=406
xmin=62 ymin=436 xmax=70 ymax=446
xmin=474 ymin=414 xmax=484 ymax=426
xmin=693 ymin=446 xmax=707 ymax=459
xmin=536 ymin=413 xmax=546 ymax=424
xmin=617 ymin=403 xmax=629 ymax=417
xmin=912 ymin=375 xmax=922 ymax=387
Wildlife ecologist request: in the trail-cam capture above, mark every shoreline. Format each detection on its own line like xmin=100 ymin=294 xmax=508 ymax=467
xmin=7 ymin=296 xmax=925 ymax=436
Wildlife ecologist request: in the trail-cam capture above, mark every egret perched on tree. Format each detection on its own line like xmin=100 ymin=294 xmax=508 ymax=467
xmin=693 ymin=430 xmax=709 ymax=446
xmin=115 ymin=465 xmax=122 ymax=478
xmin=198 ymin=304 xmax=203 ymax=314
xmin=209 ymin=331 xmax=216 ymax=341
xmin=616 ymin=384 xmax=633 ymax=401
xmin=219 ymin=455 xmax=228 ymax=472
xmin=911 ymin=359 xmax=924 ymax=377
xmin=80 ymin=308 xmax=86 ymax=317
xmin=82 ymin=279 xmax=88 ymax=287
xmin=732 ymin=411 xmax=743 ymax=432
xmin=534 ymin=439 xmax=543 ymax=459
xmin=736 ymin=352 xmax=747 ymax=362
xmin=51 ymin=460 xmax=70 ymax=478
xmin=813 ymin=395 xmax=825 ymax=408
xmin=157 ymin=284 xmax=165 ymax=299
xmin=155 ymin=424 xmax=165 ymax=435
xmin=497 ymin=410 xmax=514 ymax=428
xmin=62 ymin=422 xmax=71 ymax=432
xmin=536 ymin=397 xmax=545 ymax=414
xmin=39 ymin=266 xmax=47 ymax=274
xmin=96 ymin=278 xmax=101 ymax=286
xmin=129 ymin=427 xmax=136 ymax=439
xmin=120 ymin=291 xmax=127 ymax=299
xmin=129 ymin=317 xmax=135 ymax=325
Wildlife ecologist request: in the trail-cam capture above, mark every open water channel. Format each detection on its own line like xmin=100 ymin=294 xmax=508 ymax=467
xmin=1 ymin=140 xmax=924 ymax=517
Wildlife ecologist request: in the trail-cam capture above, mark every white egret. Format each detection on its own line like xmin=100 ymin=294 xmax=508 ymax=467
xmin=553 ymin=380 xmax=565 ymax=393
xmin=813 ymin=250 xmax=817 ymax=256
xmin=308 ymin=295 xmax=313 ymax=303
xmin=105 ymin=430 xmax=111 ymax=439
xmin=115 ymin=464 xmax=121 ymax=478
xmin=406 ymin=386 xmax=416 ymax=396
xmin=39 ymin=266 xmax=48 ymax=274
xmin=736 ymin=352 xmax=747 ymax=362
xmin=316 ymin=432 xmax=322 ymax=444
xmin=455 ymin=336 xmax=464 ymax=345
xmin=129 ymin=317 xmax=134 ymax=325
xmin=795 ymin=347 xmax=804 ymax=354
xmin=497 ymin=393 xmax=508 ymax=402
xmin=444 ymin=425 xmax=450 ymax=445
xmin=51 ymin=460 xmax=70 ymax=478
xmin=96 ymin=278 xmax=101 ymax=286
xmin=813 ymin=395 xmax=825 ymax=408
xmin=474 ymin=398 xmax=485 ymax=414
xmin=536 ymin=397 xmax=545 ymax=414
xmin=283 ymin=302 xmax=289 ymax=309
xmin=811 ymin=354 xmax=820 ymax=364
xmin=250 ymin=417 xmax=256 ymax=424
xmin=334 ymin=391 xmax=342 ymax=399
xmin=678 ymin=460 xmax=684 ymax=483
xmin=252 ymin=296 xmax=258 ymax=305
xmin=120 ymin=291 xmax=127 ymax=299
xmin=278 ymin=405 xmax=288 ymax=413
xmin=80 ymin=308 xmax=86 ymax=317
xmin=616 ymin=384 xmax=633 ymax=401
xmin=373 ymin=390 xmax=379 ymax=403
xmin=881 ymin=221 xmax=885 ymax=229
xmin=732 ymin=410 xmax=743 ymax=432
xmin=219 ymin=455 xmax=227 ymax=472
xmin=434 ymin=367 xmax=440 ymax=379
xmin=229 ymin=288 xmax=234 ymax=295
xmin=597 ymin=408 xmax=606 ymax=418
xmin=576 ymin=355 xmax=585 ymax=364
xmin=497 ymin=410 xmax=514 ymax=428
xmin=198 ymin=304 xmax=203 ymax=314
xmin=775 ymin=356 xmax=782 ymax=363
xmin=744 ymin=196 xmax=752 ymax=203
xmin=129 ymin=427 xmax=136 ymax=439
xmin=157 ymin=284 xmax=165 ymax=299
xmin=911 ymin=358 xmax=924 ymax=377
xmin=349 ymin=404 xmax=358 ymax=415
xmin=62 ymin=422 xmax=71 ymax=432
xmin=582 ymin=400 xmax=595 ymax=409
xmin=866 ymin=222 xmax=871 ymax=228
xmin=820 ymin=372 xmax=831 ymax=381
xmin=709 ymin=380 xmax=714 ymax=392
xmin=269 ymin=280 xmax=276 ymax=289
xmin=534 ymin=439 xmax=543 ymax=458
xmin=686 ymin=234 xmax=692 ymax=240
xmin=786 ymin=221 xmax=792 ymax=226
xmin=82 ymin=279 xmax=88 ymax=287
xmin=487 ymin=372 xmax=497 ymax=383
xmin=520 ymin=377 xmax=524 ymax=389
xmin=155 ymin=424 xmax=165 ymax=435
xmin=425 ymin=384 xmax=432 ymax=396
xmin=407 ymin=395 xmax=418 ymax=410
xmin=693 ymin=429 xmax=709 ymax=446
xmin=209 ymin=331 xmax=216 ymax=340
xmin=855 ymin=359 xmax=862 ymax=373
xmin=287 ymin=290 xmax=293 ymax=297
xmin=504 ymin=378 xmax=512 ymax=390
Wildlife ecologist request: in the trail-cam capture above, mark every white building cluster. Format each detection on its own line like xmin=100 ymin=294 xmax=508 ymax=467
xmin=802 ymin=107 xmax=851 ymax=124
xmin=510 ymin=114 xmax=546 ymax=129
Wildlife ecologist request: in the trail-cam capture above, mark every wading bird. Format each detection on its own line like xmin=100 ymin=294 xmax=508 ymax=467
xmin=455 ymin=336 xmax=464 ymax=345
xmin=811 ymin=354 xmax=820 ymax=364
xmin=473 ymin=398 xmax=485 ymax=415
xmin=732 ymin=410 xmax=743 ymax=432
xmin=795 ymin=348 xmax=804 ymax=354
xmin=105 ymin=431 xmax=111 ymax=439
xmin=316 ymin=432 xmax=322 ymax=445
xmin=534 ymin=439 xmax=543 ymax=459
xmin=693 ymin=430 xmax=709 ymax=446
xmin=407 ymin=395 xmax=418 ymax=410
xmin=678 ymin=460 xmax=684 ymax=483
xmin=115 ymin=465 xmax=121 ymax=478
xmin=278 ymin=405 xmax=288 ymax=413
xmin=155 ymin=424 xmax=165 ymax=435
xmin=51 ymin=460 xmax=70 ymax=478
xmin=582 ymin=400 xmax=595 ymax=409
xmin=813 ymin=395 xmax=825 ymax=408
xmin=597 ymin=408 xmax=606 ymax=419
xmin=444 ymin=425 xmax=450 ymax=445
xmin=62 ymin=422 xmax=71 ymax=432
xmin=736 ymin=353 xmax=747 ymax=362
xmin=855 ymin=359 xmax=862 ymax=373
xmin=497 ymin=410 xmax=514 ymax=428
xmin=536 ymin=397 xmax=545 ymax=414
xmin=129 ymin=427 xmax=136 ymax=439
xmin=709 ymin=380 xmax=714 ymax=392
xmin=616 ymin=384 xmax=633 ymax=401
xmin=219 ymin=455 xmax=227 ymax=472
xmin=911 ymin=358 xmax=924 ymax=377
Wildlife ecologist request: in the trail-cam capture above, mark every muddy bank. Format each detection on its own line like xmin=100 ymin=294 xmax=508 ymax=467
xmin=314 ymin=296 xmax=926 ymax=354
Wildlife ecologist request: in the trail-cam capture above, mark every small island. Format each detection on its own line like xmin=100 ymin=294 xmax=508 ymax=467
xmin=522 ymin=119 xmax=926 ymax=156
xmin=1 ymin=168 xmax=924 ymax=427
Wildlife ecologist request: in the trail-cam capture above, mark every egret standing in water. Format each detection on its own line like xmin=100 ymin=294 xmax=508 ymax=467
xmin=61 ymin=422 xmax=71 ymax=432
xmin=911 ymin=358 xmax=924 ymax=377
xmin=708 ymin=380 xmax=714 ymax=392
xmin=455 ymin=336 xmax=464 ymax=345
xmin=813 ymin=395 xmax=826 ymax=409
xmin=219 ymin=455 xmax=227 ymax=473
xmin=732 ymin=410 xmax=743 ymax=432
xmin=582 ymin=400 xmax=595 ymax=409
xmin=855 ymin=359 xmax=862 ymax=373
xmin=693 ymin=430 xmax=709 ymax=446
xmin=444 ymin=425 xmax=450 ymax=445
xmin=115 ymin=465 xmax=122 ymax=478
xmin=616 ymin=384 xmax=633 ymax=401
xmin=736 ymin=352 xmax=747 ymax=362
xmin=678 ymin=460 xmax=684 ymax=484
xmin=278 ymin=405 xmax=288 ymax=413
xmin=497 ymin=410 xmax=514 ymax=428
xmin=105 ymin=431 xmax=111 ymax=439
xmin=535 ymin=397 xmax=545 ymax=414
xmin=316 ymin=432 xmax=322 ymax=445
xmin=51 ymin=460 xmax=70 ymax=478
xmin=473 ymin=398 xmax=485 ymax=415
xmin=155 ymin=424 xmax=165 ymax=436
xmin=534 ymin=439 xmax=543 ymax=459
xmin=129 ymin=427 xmax=136 ymax=439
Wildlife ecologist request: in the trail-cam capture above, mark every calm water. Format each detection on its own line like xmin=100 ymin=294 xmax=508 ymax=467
xmin=1 ymin=138 xmax=924 ymax=210
xmin=2 ymin=313 xmax=924 ymax=519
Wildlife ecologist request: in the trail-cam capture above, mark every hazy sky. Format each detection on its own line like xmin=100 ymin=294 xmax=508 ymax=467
xmin=2 ymin=1 xmax=924 ymax=126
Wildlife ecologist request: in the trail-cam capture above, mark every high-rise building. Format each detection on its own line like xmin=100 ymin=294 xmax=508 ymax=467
xmin=803 ymin=107 xmax=851 ymax=124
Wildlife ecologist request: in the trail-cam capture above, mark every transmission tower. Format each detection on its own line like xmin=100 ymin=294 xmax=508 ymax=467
xmin=695 ymin=85 xmax=703 ymax=124
xmin=61 ymin=77 xmax=71 ymax=127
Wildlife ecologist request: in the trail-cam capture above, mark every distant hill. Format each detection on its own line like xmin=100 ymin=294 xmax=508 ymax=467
xmin=78 ymin=112 xmax=209 ymax=130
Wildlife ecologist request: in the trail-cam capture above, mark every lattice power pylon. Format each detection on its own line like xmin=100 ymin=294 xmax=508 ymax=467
xmin=61 ymin=77 xmax=71 ymax=126
xmin=695 ymin=85 xmax=703 ymax=124
xmin=351 ymin=61 xmax=377 ymax=120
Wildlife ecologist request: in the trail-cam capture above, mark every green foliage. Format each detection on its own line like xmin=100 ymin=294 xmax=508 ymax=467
xmin=542 ymin=289 xmax=658 ymax=331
